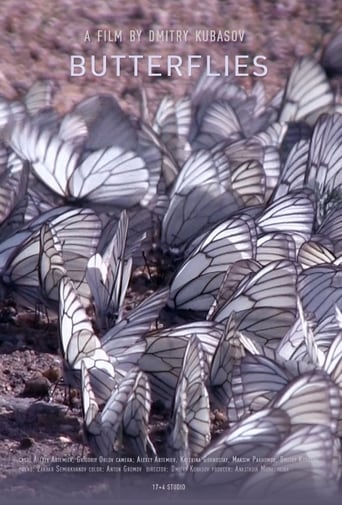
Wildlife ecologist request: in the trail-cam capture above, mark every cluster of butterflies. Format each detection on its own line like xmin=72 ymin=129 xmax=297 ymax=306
xmin=0 ymin=30 xmax=342 ymax=498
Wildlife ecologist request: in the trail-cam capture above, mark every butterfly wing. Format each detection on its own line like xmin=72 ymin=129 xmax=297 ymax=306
xmin=59 ymin=276 xmax=116 ymax=405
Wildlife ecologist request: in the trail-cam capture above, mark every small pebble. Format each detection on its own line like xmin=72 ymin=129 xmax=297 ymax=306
xmin=42 ymin=367 xmax=61 ymax=383
xmin=214 ymin=410 xmax=227 ymax=423
xmin=22 ymin=376 xmax=51 ymax=398
xmin=19 ymin=437 xmax=34 ymax=449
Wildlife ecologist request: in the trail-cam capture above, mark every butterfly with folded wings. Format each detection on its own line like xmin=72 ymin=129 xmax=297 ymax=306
xmin=167 ymin=334 xmax=211 ymax=469
xmin=139 ymin=320 xmax=223 ymax=408
xmin=58 ymin=275 xmax=116 ymax=405
xmin=188 ymin=370 xmax=341 ymax=496
xmin=3 ymin=93 xmax=164 ymax=212
xmin=209 ymin=259 xmax=298 ymax=349
xmin=167 ymin=214 xmax=257 ymax=313
xmin=81 ymin=362 xmax=155 ymax=458
xmin=86 ymin=210 xmax=134 ymax=334
xmin=0 ymin=206 xmax=101 ymax=311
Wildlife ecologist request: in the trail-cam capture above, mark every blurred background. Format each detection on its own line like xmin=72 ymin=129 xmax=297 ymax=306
xmin=0 ymin=0 xmax=341 ymax=115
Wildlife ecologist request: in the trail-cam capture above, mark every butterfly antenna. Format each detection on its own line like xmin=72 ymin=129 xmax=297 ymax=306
xmin=48 ymin=381 xmax=59 ymax=402
xmin=142 ymin=251 xmax=153 ymax=280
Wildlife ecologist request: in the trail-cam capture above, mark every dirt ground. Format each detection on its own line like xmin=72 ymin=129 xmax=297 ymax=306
xmin=0 ymin=1 xmax=341 ymax=503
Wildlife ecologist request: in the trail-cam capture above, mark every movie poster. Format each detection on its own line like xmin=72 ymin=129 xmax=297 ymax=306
xmin=0 ymin=1 xmax=341 ymax=504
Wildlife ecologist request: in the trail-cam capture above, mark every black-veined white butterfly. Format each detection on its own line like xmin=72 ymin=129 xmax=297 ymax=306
xmin=63 ymin=93 xmax=163 ymax=209
xmin=161 ymin=142 xmax=264 ymax=254
xmin=59 ymin=276 xmax=116 ymax=405
xmin=209 ymin=313 xmax=244 ymax=410
xmin=161 ymin=181 xmax=247 ymax=255
xmin=277 ymin=305 xmax=342 ymax=364
xmin=298 ymin=240 xmax=341 ymax=270
xmin=0 ymin=152 xmax=28 ymax=240
xmin=38 ymin=223 xmax=67 ymax=310
xmin=322 ymin=329 xmax=342 ymax=436
xmin=189 ymin=74 xmax=272 ymax=147
xmin=317 ymin=203 xmax=342 ymax=256
xmin=211 ymin=260 xmax=298 ymax=348
xmin=278 ymin=56 xmax=333 ymax=124
xmin=239 ymin=424 xmax=341 ymax=498
xmin=22 ymin=79 xmax=57 ymax=117
xmin=0 ymin=207 xmax=101 ymax=311
xmin=298 ymin=264 xmax=342 ymax=324
xmin=269 ymin=370 xmax=341 ymax=434
xmin=305 ymin=112 xmax=342 ymax=224
xmin=278 ymin=121 xmax=311 ymax=166
xmin=227 ymin=343 xmax=315 ymax=423
xmin=168 ymin=335 xmax=211 ymax=466
xmin=81 ymin=362 xmax=144 ymax=457
xmin=276 ymin=303 xmax=342 ymax=435
xmin=101 ymin=287 xmax=169 ymax=357
xmin=86 ymin=210 xmax=133 ymax=333
xmin=152 ymin=94 xmax=191 ymax=173
xmin=167 ymin=215 xmax=257 ymax=312
xmin=187 ymin=407 xmax=290 ymax=489
xmin=271 ymin=139 xmax=310 ymax=201
xmin=100 ymin=288 xmax=169 ymax=380
xmin=0 ymin=79 xmax=55 ymax=131
xmin=5 ymin=113 xmax=158 ymax=210
xmin=121 ymin=369 xmax=156 ymax=458
xmin=139 ymin=321 xmax=223 ymax=407
xmin=207 ymin=259 xmax=261 ymax=320
xmin=256 ymin=188 xmax=315 ymax=252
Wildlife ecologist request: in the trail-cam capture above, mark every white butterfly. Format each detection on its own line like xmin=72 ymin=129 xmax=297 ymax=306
xmin=81 ymin=362 xmax=147 ymax=457
xmin=168 ymin=335 xmax=211 ymax=466
xmin=59 ymin=276 xmax=116 ymax=405
xmin=256 ymin=188 xmax=315 ymax=252
xmin=298 ymin=240 xmax=341 ymax=270
xmin=240 ymin=424 xmax=341 ymax=498
xmin=0 ymin=79 xmax=55 ymax=131
xmin=269 ymin=370 xmax=341 ymax=434
xmin=152 ymin=94 xmax=191 ymax=173
xmin=0 ymin=152 xmax=28 ymax=240
xmin=22 ymin=79 xmax=56 ymax=117
xmin=140 ymin=321 xmax=222 ymax=407
xmin=101 ymin=288 xmax=169 ymax=380
xmin=305 ymin=112 xmax=342 ymax=218
xmin=317 ymin=203 xmax=342 ymax=256
xmin=161 ymin=144 xmax=265 ymax=254
xmin=188 ymin=408 xmax=290 ymax=489
xmin=227 ymin=344 xmax=315 ymax=423
xmin=322 ymin=330 xmax=342 ymax=436
xmin=0 ymin=207 xmax=101 ymax=311
xmin=271 ymin=139 xmax=309 ymax=200
xmin=86 ymin=210 xmax=133 ymax=333
xmin=207 ymin=258 xmax=261 ymax=320
xmin=168 ymin=215 xmax=257 ymax=312
xmin=5 ymin=114 xmax=156 ymax=209
xmin=38 ymin=223 xmax=67 ymax=310
xmin=278 ymin=56 xmax=333 ymax=123
xmin=209 ymin=314 xmax=244 ymax=409
xmin=101 ymin=287 xmax=169 ymax=358
xmin=211 ymin=260 xmax=298 ymax=348
xmin=60 ymin=93 xmax=163 ymax=208
xmin=189 ymin=74 xmax=271 ymax=147
xmin=121 ymin=369 xmax=156 ymax=458
xmin=298 ymin=264 xmax=342 ymax=324
xmin=189 ymin=371 xmax=340 ymax=492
